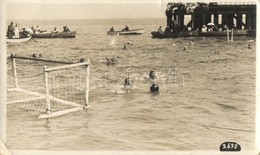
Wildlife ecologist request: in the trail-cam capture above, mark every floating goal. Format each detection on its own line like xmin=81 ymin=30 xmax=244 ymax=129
xmin=7 ymin=54 xmax=90 ymax=119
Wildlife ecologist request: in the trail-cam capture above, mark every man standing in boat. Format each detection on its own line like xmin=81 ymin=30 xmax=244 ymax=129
xmin=7 ymin=22 xmax=14 ymax=39
xmin=122 ymin=25 xmax=129 ymax=31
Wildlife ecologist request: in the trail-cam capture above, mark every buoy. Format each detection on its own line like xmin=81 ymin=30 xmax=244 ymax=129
xmin=150 ymin=84 xmax=159 ymax=92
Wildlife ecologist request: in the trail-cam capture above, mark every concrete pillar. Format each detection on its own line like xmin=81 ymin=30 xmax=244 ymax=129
xmin=179 ymin=14 xmax=184 ymax=30
xmin=227 ymin=14 xmax=234 ymax=29
xmin=214 ymin=14 xmax=218 ymax=26
xmin=173 ymin=14 xmax=177 ymax=22
xmin=222 ymin=14 xmax=227 ymax=25
xmin=246 ymin=13 xmax=251 ymax=29
xmin=251 ymin=13 xmax=256 ymax=29
xmin=236 ymin=13 xmax=243 ymax=29
xmin=206 ymin=14 xmax=211 ymax=25
xmin=191 ymin=14 xmax=195 ymax=29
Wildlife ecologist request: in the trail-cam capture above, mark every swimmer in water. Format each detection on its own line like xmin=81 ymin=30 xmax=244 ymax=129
xmin=149 ymin=70 xmax=156 ymax=80
xmin=106 ymin=56 xmax=118 ymax=64
xmin=124 ymin=77 xmax=132 ymax=87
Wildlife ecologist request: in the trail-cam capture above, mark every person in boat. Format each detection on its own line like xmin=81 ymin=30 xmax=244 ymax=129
xmin=63 ymin=26 xmax=70 ymax=32
xmin=7 ymin=22 xmax=14 ymax=39
xmin=14 ymin=24 xmax=20 ymax=38
xmin=20 ymin=28 xmax=30 ymax=37
xmin=109 ymin=27 xmax=114 ymax=32
xmin=35 ymin=26 xmax=41 ymax=34
xmin=52 ymin=27 xmax=58 ymax=33
xmin=30 ymin=26 xmax=36 ymax=34
xmin=164 ymin=26 xmax=170 ymax=33
xmin=122 ymin=25 xmax=129 ymax=31
xmin=158 ymin=26 xmax=163 ymax=34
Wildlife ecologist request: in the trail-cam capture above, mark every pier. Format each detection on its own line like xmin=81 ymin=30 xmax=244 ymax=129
xmin=165 ymin=2 xmax=256 ymax=32
xmin=150 ymin=2 xmax=257 ymax=38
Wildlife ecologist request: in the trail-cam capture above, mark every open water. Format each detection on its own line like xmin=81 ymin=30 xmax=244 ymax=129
xmin=6 ymin=18 xmax=256 ymax=151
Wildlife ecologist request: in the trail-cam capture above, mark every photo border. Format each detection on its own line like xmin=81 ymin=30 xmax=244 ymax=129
xmin=0 ymin=0 xmax=259 ymax=154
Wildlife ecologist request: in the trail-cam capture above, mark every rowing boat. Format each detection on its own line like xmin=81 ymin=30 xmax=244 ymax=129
xmin=31 ymin=31 xmax=77 ymax=38
xmin=198 ymin=29 xmax=249 ymax=37
xmin=6 ymin=36 xmax=31 ymax=43
xmin=107 ymin=29 xmax=143 ymax=35
xmin=151 ymin=30 xmax=198 ymax=38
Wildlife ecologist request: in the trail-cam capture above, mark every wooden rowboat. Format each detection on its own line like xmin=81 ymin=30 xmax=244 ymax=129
xmin=32 ymin=31 xmax=76 ymax=38
xmin=6 ymin=36 xmax=31 ymax=43
xmin=151 ymin=30 xmax=198 ymax=38
xmin=107 ymin=29 xmax=143 ymax=35
xmin=198 ymin=29 xmax=249 ymax=37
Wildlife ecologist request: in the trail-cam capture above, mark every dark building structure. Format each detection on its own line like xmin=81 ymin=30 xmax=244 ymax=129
xmin=165 ymin=2 xmax=256 ymax=32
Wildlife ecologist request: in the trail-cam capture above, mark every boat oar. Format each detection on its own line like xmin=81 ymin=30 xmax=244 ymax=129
xmin=30 ymin=38 xmax=37 ymax=42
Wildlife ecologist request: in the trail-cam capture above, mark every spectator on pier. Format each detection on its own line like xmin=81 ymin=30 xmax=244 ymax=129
xmin=202 ymin=25 xmax=207 ymax=32
xmin=222 ymin=25 xmax=228 ymax=31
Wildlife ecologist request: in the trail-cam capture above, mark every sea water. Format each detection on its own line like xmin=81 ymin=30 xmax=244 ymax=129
xmin=6 ymin=18 xmax=255 ymax=151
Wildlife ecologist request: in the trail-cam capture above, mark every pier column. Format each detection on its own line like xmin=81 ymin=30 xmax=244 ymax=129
xmin=251 ymin=13 xmax=256 ymax=29
xmin=191 ymin=14 xmax=195 ymax=29
xmin=227 ymin=14 xmax=234 ymax=29
xmin=205 ymin=14 xmax=211 ymax=25
xmin=179 ymin=14 xmax=184 ymax=30
xmin=236 ymin=13 xmax=243 ymax=29
xmin=246 ymin=13 xmax=251 ymax=29
xmin=222 ymin=14 xmax=227 ymax=26
xmin=214 ymin=13 xmax=218 ymax=26
xmin=173 ymin=14 xmax=177 ymax=22
xmin=202 ymin=14 xmax=206 ymax=26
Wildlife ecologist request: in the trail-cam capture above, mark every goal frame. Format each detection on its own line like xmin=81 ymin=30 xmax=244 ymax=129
xmin=7 ymin=54 xmax=90 ymax=119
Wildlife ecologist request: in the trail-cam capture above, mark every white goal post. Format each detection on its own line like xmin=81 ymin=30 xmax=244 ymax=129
xmin=7 ymin=54 xmax=90 ymax=119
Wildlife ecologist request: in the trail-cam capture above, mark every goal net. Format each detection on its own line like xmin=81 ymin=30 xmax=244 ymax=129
xmin=7 ymin=54 xmax=90 ymax=119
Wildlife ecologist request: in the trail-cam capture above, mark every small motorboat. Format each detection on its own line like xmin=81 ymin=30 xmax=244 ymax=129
xmin=107 ymin=29 xmax=143 ymax=35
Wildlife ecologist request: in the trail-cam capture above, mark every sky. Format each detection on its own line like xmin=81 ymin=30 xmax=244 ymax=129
xmin=6 ymin=0 xmax=166 ymax=20
xmin=6 ymin=0 xmax=257 ymax=20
